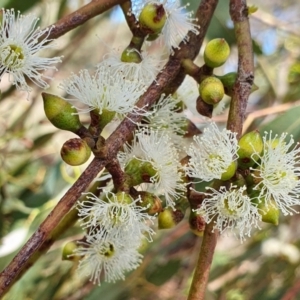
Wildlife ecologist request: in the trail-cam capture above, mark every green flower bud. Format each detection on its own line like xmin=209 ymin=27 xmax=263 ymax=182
xmin=158 ymin=207 xmax=185 ymax=229
xmin=220 ymin=160 xmax=237 ymax=181
xmin=113 ymin=192 xmax=133 ymax=205
xmin=252 ymin=193 xmax=279 ymax=225
xmin=199 ymin=76 xmax=225 ymax=105
xmin=61 ymin=138 xmax=91 ymax=166
xmin=42 ymin=92 xmax=82 ymax=133
xmin=139 ymin=3 xmax=166 ymax=34
xmin=238 ymin=130 xmax=263 ymax=169
xmin=189 ymin=209 xmax=205 ymax=236
xmin=62 ymin=241 xmax=78 ymax=261
xmin=121 ymin=48 xmax=142 ymax=64
xmin=204 ymin=38 xmax=230 ymax=68
xmin=248 ymin=5 xmax=258 ymax=15
xmin=125 ymin=157 xmax=157 ymax=186
xmin=216 ymin=72 xmax=259 ymax=97
xmin=137 ymin=191 xmax=163 ymax=215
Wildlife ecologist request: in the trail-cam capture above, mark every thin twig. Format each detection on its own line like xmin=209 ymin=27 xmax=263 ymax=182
xmin=44 ymin=0 xmax=127 ymax=41
xmin=227 ymin=0 xmax=254 ymax=138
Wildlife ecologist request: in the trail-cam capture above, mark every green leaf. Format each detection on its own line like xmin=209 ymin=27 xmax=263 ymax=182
xmin=260 ymin=106 xmax=300 ymax=141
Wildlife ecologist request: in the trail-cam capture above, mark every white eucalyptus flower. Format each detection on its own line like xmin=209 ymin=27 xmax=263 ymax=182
xmin=132 ymin=0 xmax=199 ymax=54
xmin=77 ymin=191 xmax=155 ymax=242
xmin=118 ymin=128 xmax=185 ymax=208
xmin=160 ymin=0 xmax=199 ymax=53
xmin=102 ymin=48 xmax=162 ymax=87
xmin=251 ymin=132 xmax=300 ymax=216
xmin=73 ymin=230 xmax=143 ymax=285
xmin=198 ymin=185 xmax=261 ymax=242
xmin=60 ymin=65 xmax=146 ymax=116
xmin=142 ymin=94 xmax=187 ymax=136
xmin=0 ymin=9 xmax=61 ymax=93
xmin=185 ymin=122 xmax=239 ymax=182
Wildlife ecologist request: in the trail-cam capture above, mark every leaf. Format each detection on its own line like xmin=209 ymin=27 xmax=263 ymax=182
xmin=260 ymin=106 xmax=300 ymax=141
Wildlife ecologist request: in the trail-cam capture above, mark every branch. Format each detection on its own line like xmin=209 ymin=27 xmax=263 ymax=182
xmin=227 ymin=0 xmax=254 ymax=138
xmin=187 ymin=221 xmax=218 ymax=300
xmin=44 ymin=0 xmax=127 ymax=40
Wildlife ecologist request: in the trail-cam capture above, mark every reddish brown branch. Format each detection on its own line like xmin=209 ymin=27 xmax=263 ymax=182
xmin=187 ymin=221 xmax=218 ymax=300
xmin=227 ymin=0 xmax=254 ymax=138
xmin=44 ymin=0 xmax=127 ymax=40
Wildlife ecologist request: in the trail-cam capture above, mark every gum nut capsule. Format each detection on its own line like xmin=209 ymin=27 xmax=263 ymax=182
xmin=199 ymin=76 xmax=225 ymax=105
xmin=139 ymin=3 xmax=166 ymax=34
xmin=61 ymin=138 xmax=91 ymax=166
xmin=204 ymin=38 xmax=230 ymax=68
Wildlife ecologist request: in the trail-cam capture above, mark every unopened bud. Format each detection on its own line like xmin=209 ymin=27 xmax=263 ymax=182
xmin=158 ymin=207 xmax=185 ymax=229
xmin=238 ymin=130 xmax=263 ymax=169
xmin=125 ymin=158 xmax=157 ymax=186
xmin=248 ymin=5 xmax=258 ymax=15
xmin=42 ymin=93 xmax=82 ymax=133
xmin=121 ymin=48 xmax=142 ymax=64
xmin=62 ymin=241 xmax=78 ymax=261
xmin=189 ymin=209 xmax=205 ymax=236
xmin=139 ymin=3 xmax=166 ymax=34
xmin=199 ymin=76 xmax=225 ymax=105
xmin=252 ymin=193 xmax=279 ymax=225
xmin=221 ymin=161 xmax=237 ymax=181
xmin=204 ymin=38 xmax=230 ymax=68
xmin=61 ymin=138 xmax=91 ymax=166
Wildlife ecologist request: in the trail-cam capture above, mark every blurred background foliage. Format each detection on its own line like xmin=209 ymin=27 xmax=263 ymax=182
xmin=1 ymin=0 xmax=300 ymax=299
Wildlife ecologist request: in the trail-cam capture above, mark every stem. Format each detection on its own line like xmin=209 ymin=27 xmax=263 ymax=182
xmin=188 ymin=221 xmax=218 ymax=300
xmin=106 ymin=158 xmax=130 ymax=193
xmin=227 ymin=0 xmax=254 ymax=137
xmin=120 ymin=0 xmax=144 ymax=37
xmin=43 ymin=0 xmax=127 ymax=41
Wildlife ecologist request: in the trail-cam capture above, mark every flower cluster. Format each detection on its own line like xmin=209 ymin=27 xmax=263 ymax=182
xmin=199 ymin=185 xmax=261 ymax=242
xmin=187 ymin=124 xmax=300 ymax=242
xmin=251 ymin=132 xmax=300 ymax=216
xmin=60 ymin=63 xmax=146 ymax=118
xmin=0 ymin=9 xmax=61 ymax=93
xmin=74 ymin=191 xmax=155 ymax=284
xmin=118 ymin=127 xmax=185 ymax=208
xmin=185 ymin=122 xmax=239 ymax=182
xmin=132 ymin=0 xmax=199 ymax=54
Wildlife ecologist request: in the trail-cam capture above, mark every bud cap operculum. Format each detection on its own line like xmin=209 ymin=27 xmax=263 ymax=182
xmin=42 ymin=93 xmax=82 ymax=133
